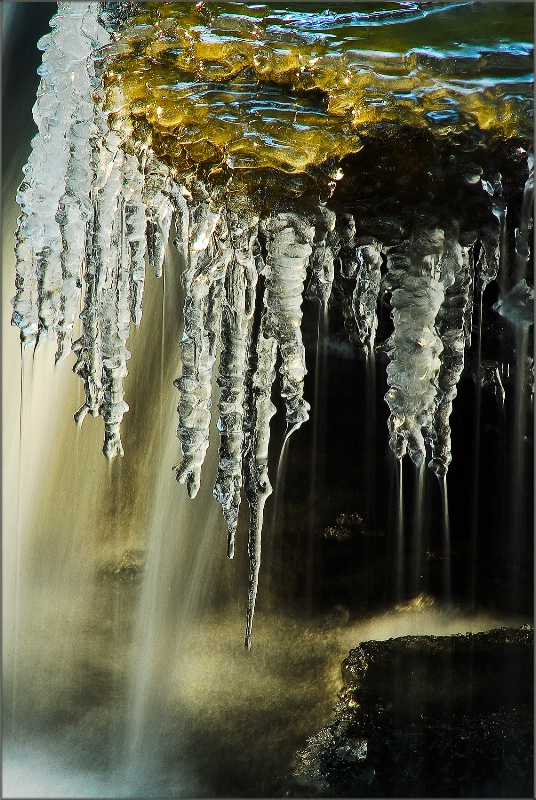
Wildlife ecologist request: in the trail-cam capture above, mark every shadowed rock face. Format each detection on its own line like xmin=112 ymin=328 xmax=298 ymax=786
xmin=291 ymin=626 xmax=533 ymax=797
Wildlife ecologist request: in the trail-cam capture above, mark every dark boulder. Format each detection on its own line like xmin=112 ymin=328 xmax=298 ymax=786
xmin=290 ymin=626 xmax=533 ymax=797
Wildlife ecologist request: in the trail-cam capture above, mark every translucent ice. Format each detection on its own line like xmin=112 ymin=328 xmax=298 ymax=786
xmin=384 ymin=228 xmax=445 ymax=467
xmin=12 ymin=2 xmax=110 ymax=349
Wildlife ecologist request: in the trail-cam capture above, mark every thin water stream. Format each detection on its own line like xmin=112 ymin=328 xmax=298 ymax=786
xmin=469 ymin=290 xmax=483 ymax=608
xmin=395 ymin=458 xmax=405 ymax=603
xmin=306 ymin=301 xmax=329 ymax=610
xmin=439 ymin=476 xmax=452 ymax=606
xmin=411 ymin=463 xmax=426 ymax=597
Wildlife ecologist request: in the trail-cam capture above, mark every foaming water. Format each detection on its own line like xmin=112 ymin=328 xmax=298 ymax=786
xmin=4 ymin=597 xmax=529 ymax=799
xmin=3 ymin=743 xmax=126 ymax=799
xmin=338 ymin=600 xmax=530 ymax=653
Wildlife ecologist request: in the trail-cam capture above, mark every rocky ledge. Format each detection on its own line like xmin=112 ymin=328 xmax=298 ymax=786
xmin=290 ymin=626 xmax=533 ymax=797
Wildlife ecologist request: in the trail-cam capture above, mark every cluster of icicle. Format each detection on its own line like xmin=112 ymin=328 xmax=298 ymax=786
xmin=11 ymin=2 xmax=533 ymax=647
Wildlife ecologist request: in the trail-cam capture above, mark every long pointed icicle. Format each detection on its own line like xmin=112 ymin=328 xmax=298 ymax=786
xmin=335 ymin=212 xmax=359 ymax=280
xmin=98 ymin=150 xmax=148 ymax=459
xmin=143 ymin=154 xmax=173 ymax=278
xmin=476 ymin=221 xmax=500 ymax=294
xmin=214 ymin=207 xmax=259 ymax=558
xmin=384 ymin=228 xmax=445 ymax=466
xmin=244 ymin=325 xmax=278 ymax=650
xmin=263 ymin=211 xmax=314 ymax=431
xmin=352 ymin=237 xmax=383 ymax=351
xmin=514 ymin=156 xmax=534 ymax=285
xmin=73 ymin=127 xmax=123 ymax=430
xmin=331 ymin=211 xmax=364 ymax=348
xmin=169 ymin=182 xmax=190 ymax=264
xmin=173 ymin=196 xmax=230 ymax=498
xmin=429 ymin=234 xmax=474 ymax=476
xmin=461 ymin=238 xmax=477 ymax=349
xmin=308 ymin=206 xmax=337 ymax=308
xmin=99 ymin=168 xmax=130 ymax=459
xmin=124 ymin=153 xmax=148 ymax=327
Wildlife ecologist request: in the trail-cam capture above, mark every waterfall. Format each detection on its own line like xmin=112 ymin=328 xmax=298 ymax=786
xmin=4 ymin=2 xmax=533 ymax=796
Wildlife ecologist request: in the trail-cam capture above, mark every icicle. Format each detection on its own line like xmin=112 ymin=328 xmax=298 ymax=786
xmin=330 ymin=211 xmax=367 ymax=349
xmin=243 ymin=325 xmax=278 ymax=649
xmin=169 ymin=182 xmax=191 ymax=264
xmin=514 ymin=155 xmax=534 ymax=285
xmin=98 ymin=150 xmax=148 ymax=458
xmin=308 ymin=206 xmax=337 ymax=308
xmin=173 ymin=195 xmax=231 ymax=498
xmin=73 ymin=129 xmax=124 ymax=427
xmin=384 ymin=228 xmax=445 ymax=466
xmin=263 ymin=211 xmax=314 ymax=432
xmin=11 ymin=2 xmax=109 ymax=349
xmin=461 ymin=238 xmax=477 ymax=349
xmin=55 ymin=13 xmax=105 ymax=359
xmin=476 ymin=222 xmax=500 ymax=294
xmin=99 ymin=177 xmax=131 ymax=460
xmin=142 ymin=154 xmax=173 ymax=278
xmin=429 ymin=235 xmax=473 ymax=476
xmin=335 ymin=212 xmax=359 ymax=280
xmin=73 ymin=130 xmax=145 ymax=461
xmin=352 ymin=238 xmax=383 ymax=351
xmin=493 ymin=279 xmax=534 ymax=330
xmin=214 ymin=207 xmax=259 ymax=558
xmin=124 ymin=154 xmax=147 ymax=327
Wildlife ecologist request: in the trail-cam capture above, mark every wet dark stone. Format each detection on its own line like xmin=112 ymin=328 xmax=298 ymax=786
xmin=290 ymin=626 xmax=533 ymax=798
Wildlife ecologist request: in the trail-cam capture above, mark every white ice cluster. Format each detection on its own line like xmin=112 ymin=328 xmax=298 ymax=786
xmin=12 ymin=2 xmax=533 ymax=645
xmin=12 ymin=2 xmax=110 ymax=354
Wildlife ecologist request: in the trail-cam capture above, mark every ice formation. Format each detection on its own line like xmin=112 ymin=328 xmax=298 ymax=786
xmin=12 ymin=2 xmax=110 ymax=351
xmin=12 ymin=1 xmax=534 ymax=645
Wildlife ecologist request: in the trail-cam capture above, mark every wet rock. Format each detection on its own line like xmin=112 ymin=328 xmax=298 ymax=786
xmin=290 ymin=626 xmax=533 ymax=797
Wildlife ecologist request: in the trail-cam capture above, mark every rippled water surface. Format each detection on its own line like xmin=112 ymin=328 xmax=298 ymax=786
xmin=103 ymin=1 xmax=533 ymax=177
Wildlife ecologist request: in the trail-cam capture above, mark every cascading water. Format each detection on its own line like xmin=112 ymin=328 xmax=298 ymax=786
xmin=3 ymin=2 xmax=533 ymax=797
